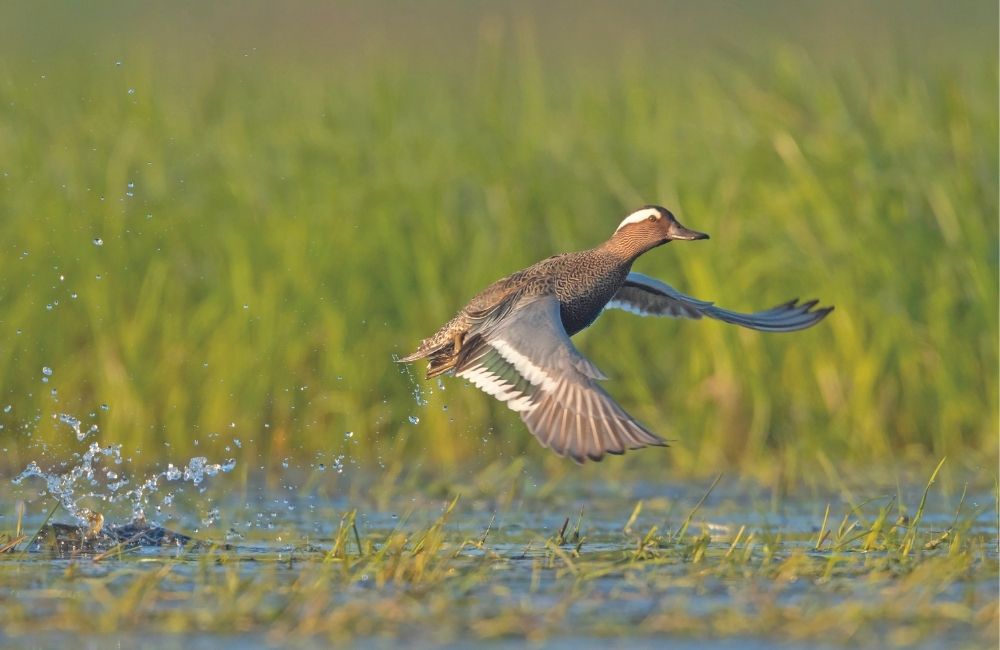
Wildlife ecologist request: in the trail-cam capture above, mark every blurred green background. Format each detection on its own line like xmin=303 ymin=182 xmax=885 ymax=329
xmin=0 ymin=1 xmax=996 ymax=485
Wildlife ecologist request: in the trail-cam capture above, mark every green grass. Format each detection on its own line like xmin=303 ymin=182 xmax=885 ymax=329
xmin=1 ymin=468 xmax=996 ymax=647
xmin=0 ymin=1 xmax=996 ymax=485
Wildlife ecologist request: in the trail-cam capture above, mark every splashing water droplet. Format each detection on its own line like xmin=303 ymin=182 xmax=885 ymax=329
xmin=56 ymin=413 xmax=91 ymax=441
xmin=202 ymin=508 xmax=220 ymax=526
xmin=93 ymin=238 xmax=103 ymax=246
xmin=13 ymin=409 xmax=237 ymax=526
xmin=408 ymin=415 xmax=420 ymax=425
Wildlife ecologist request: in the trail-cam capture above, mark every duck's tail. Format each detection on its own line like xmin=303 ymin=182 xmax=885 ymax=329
xmin=397 ymin=336 xmax=465 ymax=379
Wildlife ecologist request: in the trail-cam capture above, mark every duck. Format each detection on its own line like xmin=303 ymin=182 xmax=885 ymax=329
xmin=399 ymin=206 xmax=833 ymax=463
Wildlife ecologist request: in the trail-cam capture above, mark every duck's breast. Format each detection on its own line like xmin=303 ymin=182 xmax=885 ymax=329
xmin=552 ymin=253 xmax=630 ymax=336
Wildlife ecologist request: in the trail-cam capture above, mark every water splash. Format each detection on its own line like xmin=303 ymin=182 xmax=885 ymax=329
xmin=56 ymin=413 xmax=98 ymax=441
xmin=397 ymin=360 xmax=428 ymax=406
xmin=12 ymin=438 xmax=236 ymax=525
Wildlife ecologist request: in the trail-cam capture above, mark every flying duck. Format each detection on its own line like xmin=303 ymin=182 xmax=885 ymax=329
xmin=399 ymin=206 xmax=833 ymax=463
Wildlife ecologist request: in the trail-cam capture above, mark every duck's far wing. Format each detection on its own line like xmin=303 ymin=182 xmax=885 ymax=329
xmin=454 ymin=294 xmax=665 ymax=463
xmin=606 ymin=272 xmax=833 ymax=333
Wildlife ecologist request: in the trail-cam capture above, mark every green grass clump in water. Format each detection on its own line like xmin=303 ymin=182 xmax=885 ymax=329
xmin=0 ymin=2 xmax=996 ymax=484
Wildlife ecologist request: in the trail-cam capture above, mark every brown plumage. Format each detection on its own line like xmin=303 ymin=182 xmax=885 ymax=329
xmin=399 ymin=205 xmax=833 ymax=463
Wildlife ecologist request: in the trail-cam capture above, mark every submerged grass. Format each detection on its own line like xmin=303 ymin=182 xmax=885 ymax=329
xmin=1 ymin=470 xmax=996 ymax=647
xmin=0 ymin=1 xmax=995 ymax=483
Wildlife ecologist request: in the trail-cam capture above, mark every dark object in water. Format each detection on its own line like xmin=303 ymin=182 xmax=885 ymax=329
xmin=31 ymin=515 xmax=200 ymax=556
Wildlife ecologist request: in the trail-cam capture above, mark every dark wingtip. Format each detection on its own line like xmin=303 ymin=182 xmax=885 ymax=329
xmin=803 ymin=299 xmax=834 ymax=315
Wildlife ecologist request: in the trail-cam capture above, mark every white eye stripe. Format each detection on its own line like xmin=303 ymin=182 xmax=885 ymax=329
xmin=615 ymin=208 xmax=661 ymax=232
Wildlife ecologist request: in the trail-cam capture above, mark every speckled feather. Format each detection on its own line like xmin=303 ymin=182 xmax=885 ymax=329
xmin=404 ymin=249 xmax=632 ymax=374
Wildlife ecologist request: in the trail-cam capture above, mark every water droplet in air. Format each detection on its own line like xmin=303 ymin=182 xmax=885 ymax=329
xmin=93 ymin=238 xmax=103 ymax=246
xmin=127 ymin=88 xmax=136 ymax=95
xmin=42 ymin=366 xmax=53 ymax=377
xmin=408 ymin=415 xmax=420 ymax=425
xmin=345 ymin=431 xmax=354 ymax=439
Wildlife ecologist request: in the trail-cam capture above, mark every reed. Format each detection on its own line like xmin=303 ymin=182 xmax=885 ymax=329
xmin=0 ymin=1 xmax=995 ymax=484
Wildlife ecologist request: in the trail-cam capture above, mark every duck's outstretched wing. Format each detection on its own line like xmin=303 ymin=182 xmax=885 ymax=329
xmin=606 ymin=272 xmax=833 ymax=332
xmin=454 ymin=294 xmax=665 ymax=463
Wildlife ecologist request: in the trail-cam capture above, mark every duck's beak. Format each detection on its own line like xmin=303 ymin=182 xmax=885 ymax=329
xmin=667 ymin=220 xmax=710 ymax=241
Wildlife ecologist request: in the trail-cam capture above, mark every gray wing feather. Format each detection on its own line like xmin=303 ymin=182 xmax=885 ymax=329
xmin=455 ymin=295 xmax=664 ymax=463
xmin=606 ymin=272 xmax=833 ymax=332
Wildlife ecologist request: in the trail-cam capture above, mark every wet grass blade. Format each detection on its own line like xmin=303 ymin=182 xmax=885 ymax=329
xmin=675 ymin=474 xmax=722 ymax=541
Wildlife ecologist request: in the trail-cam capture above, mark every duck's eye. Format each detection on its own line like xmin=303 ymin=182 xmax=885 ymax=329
xmin=647 ymin=215 xmax=657 ymax=222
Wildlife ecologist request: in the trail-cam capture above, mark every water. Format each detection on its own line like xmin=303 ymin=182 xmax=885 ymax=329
xmin=3 ymin=474 xmax=996 ymax=646
xmin=0 ymin=411 xmax=996 ymax=648
xmin=11 ymin=432 xmax=235 ymax=526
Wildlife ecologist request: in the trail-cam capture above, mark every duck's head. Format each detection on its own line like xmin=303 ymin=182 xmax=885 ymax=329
xmin=611 ymin=206 xmax=708 ymax=256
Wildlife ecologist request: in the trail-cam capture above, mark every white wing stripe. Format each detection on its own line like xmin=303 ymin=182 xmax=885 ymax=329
xmin=459 ymin=367 xmax=521 ymax=402
xmin=603 ymin=299 xmax=651 ymax=316
xmin=492 ymin=339 xmax=560 ymax=392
